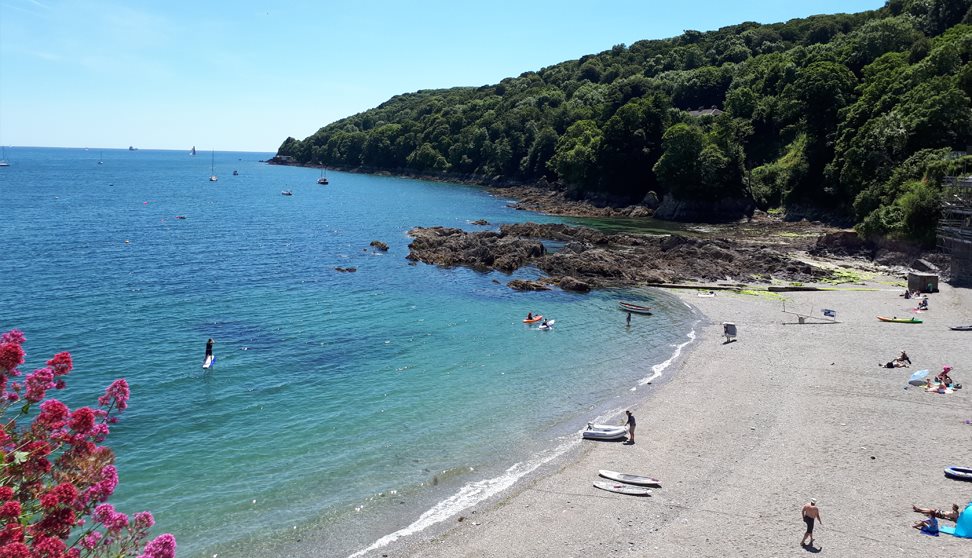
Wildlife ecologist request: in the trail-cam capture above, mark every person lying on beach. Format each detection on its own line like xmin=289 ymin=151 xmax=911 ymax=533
xmin=882 ymin=351 xmax=911 ymax=368
xmin=913 ymin=503 xmax=960 ymax=522
xmin=913 ymin=513 xmax=939 ymax=535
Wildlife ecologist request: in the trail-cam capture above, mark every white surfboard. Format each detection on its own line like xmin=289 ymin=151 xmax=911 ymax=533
xmin=599 ymin=469 xmax=661 ymax=486
xmin=202 ymin=354 xmax=215 ymax=369
xmin=593 ymin=480 xmax=651 ymax=496
xmin=539 ymin=319 xmax=556 ymax=330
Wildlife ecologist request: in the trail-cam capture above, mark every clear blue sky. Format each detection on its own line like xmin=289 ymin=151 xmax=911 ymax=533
xmin=0 ymin=0 xmax=885 ymax=152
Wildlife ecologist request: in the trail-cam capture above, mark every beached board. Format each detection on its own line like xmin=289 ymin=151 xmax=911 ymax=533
xmin=950 ymin=325 xmax=972 ymax=331
xmin=202 ymin=355 xmax=215 ymax=369
xmin=598 ymin=469 xmax=661 ymax=487
xmin=593 ymin=481 xmax=651 ymax=496
xmin=877 ymin=316 xmax=922 ymax=323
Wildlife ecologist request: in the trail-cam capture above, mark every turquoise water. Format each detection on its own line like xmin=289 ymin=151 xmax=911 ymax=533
xmin=0 ymin=147 xmax=698 ymax=557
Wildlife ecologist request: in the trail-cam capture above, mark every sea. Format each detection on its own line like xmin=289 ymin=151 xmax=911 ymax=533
xmin=0 ymin=147 xmax=700 ymax=557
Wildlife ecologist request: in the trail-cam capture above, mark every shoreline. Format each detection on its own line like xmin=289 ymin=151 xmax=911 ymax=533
xmin=378 ymin=278 xmax=971 ymax=557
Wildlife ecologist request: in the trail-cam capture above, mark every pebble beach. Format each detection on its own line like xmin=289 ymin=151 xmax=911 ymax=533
xmin=391 ymin=279 xmax=972 ymax=557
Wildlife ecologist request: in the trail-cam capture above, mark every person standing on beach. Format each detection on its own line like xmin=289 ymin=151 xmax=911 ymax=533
xmin=801 ymin=499 xmax=822 ymax=547
xmin=624 ymin=410 xmax=636 ymax=445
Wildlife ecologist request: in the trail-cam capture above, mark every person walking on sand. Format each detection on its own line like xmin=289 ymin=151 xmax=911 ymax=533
xmin=801 ymin=499 xmax=822 ymax=547
xmin=624 ymin=410 xmax=636 ymax=445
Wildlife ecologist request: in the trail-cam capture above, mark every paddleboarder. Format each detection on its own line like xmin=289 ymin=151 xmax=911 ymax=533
xmin=626 ymin=312 xmax=631 ymax=327
xmin=204 ymin=338 xmax=215 ymax=365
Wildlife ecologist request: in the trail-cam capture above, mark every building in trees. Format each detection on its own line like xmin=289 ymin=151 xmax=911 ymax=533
xmin=939 ymin=175 xmax=972 ymax=286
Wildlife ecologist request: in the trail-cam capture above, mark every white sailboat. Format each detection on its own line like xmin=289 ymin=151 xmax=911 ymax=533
xmin=98 ymin=150 xmax=104 ymax=165
xmin=0 ymin=146 xmax=9 ymax=167
xmin=317 ymin=163 xmax=329 ymax=184
xmin=209 ymin=150 xmax=218 ymax=182
xmin=190 ymin=146 xmax=197 ymax=156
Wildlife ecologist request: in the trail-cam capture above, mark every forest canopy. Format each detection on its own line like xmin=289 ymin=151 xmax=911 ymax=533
xmin=277 ymin=0 xmax=972 ymax=243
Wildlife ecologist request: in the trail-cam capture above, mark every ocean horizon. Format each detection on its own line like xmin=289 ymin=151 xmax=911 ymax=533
xmin=1 ymin=147 xmax=699 ymax=557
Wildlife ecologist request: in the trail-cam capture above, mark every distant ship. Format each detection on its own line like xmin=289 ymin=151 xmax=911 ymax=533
xmin=317 ymin=164 xmax=329 ymax=184
xmin=209 ymin=149 xmax=218 ymax=182
xmin=190 ymin=146 xmax=197 ymax=156
xmin=129 ymin=146 xmax=137 ymax=151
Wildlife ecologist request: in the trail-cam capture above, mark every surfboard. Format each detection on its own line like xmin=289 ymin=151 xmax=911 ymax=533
xmin=593 ymin=481 xmax=651 ymax=496
xmin=539 ymin=319 xmax=556 ymax=330
xmin=598 ymin=469 xmax=661 ymax=487
xmin=203 ymin=355 xmax=215 ymax=369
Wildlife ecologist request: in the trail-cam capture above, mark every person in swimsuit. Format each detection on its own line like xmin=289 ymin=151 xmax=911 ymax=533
xmin=526 ymin=312 xmax=533 ymax=320
xmin=913 ymin=503 xmax=960 ymax=522
xmin=624 ymin=410 xmax=636 ymax=445
xmin=205 ymin=338 xmax=215 ymax=362
xmin=913 ymin=513 xmax=939 ymax=535
xmin=801 ymin=499 xmax=821 ymax=547
xmin=626 ymin=312 xmax=631 ymax=327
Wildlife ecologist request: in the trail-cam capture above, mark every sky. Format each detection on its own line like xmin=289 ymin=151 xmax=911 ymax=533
xmin=0 ymin=0 xmax=886 ymax=152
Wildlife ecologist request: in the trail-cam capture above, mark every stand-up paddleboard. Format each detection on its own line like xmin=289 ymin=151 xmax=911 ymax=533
xmin=598 ymin=469 xmax=661 ymax=487
xmin=538 ymin=319 xmax=556 ymax=330
xmin=593 ymin=481 xmax=651 ymax=496
xmin=203 ymin=354 xmax=215 ymax=369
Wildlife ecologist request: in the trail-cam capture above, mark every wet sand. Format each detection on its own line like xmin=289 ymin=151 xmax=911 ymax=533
xmin=389 ymin=280 xmax=972 ymax=557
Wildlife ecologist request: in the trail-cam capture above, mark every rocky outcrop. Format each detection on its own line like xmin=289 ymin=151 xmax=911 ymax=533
xmin=507 ymin=279 xmax=551 ymax=291
xmin=335 ymin=266 xmax=357 ymax=272
xmin=406 ymin=222 xmax=829 ymax=290
xmin=471 ymin=219 xmax=490 ymax=225
xmin=652 ymin=194 xmax=755 ymax=223
xmin=370 ymin=240 xmax=389 ymax=251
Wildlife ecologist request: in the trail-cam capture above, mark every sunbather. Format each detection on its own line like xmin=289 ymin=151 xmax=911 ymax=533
xmin=913 ymin=503 xmax=960 ymax=522
xmin=936 ymin=365 xmax=953 ymax=386
xmin=913 ymin=514 xmax=939 ymax=535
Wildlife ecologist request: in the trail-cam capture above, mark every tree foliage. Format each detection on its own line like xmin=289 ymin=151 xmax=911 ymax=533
xmin=277 ymin=0 xmax=972 ymax=240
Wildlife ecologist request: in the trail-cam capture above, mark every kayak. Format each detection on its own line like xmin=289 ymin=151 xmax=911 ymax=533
xmin=619 ymin=301 xmax=652 ymax=314
xmin=950 ymin=325 xmax=972 ymax=331
xmin=523 ymin=315 xmax=543 ymax=324
xmin=877 ymin=316 xmax=922 ymax=324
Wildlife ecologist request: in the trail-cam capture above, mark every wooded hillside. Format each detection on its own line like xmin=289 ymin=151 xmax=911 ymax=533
xmin=277 ymin=0 xmax=972 ymax=243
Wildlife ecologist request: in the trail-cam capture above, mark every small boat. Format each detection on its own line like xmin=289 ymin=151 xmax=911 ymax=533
xmin=0 ymin=146 xmax=8 ymax=167
xmin=599 ymin=469 xmax=661 ymax=487
xmin=190 ymin=146 xmax=197 ymax=156
xmin=593 ymin=481 xmax=651 ymax=496
xmin=877 ymin=316 xmax=922 ymax=324
xmin=582 ymin=423 xmax=627 ymax=441
xmin=944 ymin=466 xmax=972 ymax=482
xmin=232 ymin=170 xmax=239 ymax=176
xmin=523 ymin=315 xmax=543 ymax=324
xmin=949 ymin=325 xmax=972 ymax=331
xmin=317 ymin=164 xmax=329 ymax=185
xmin=129 ymin=146 xmax=136 ymax=151
xmin=697 ymin=291 xmax=715 ymax=298
xmin=98 ymin=150 xmax=104 ymax=165
xmin=281 ymin=190 xmax=293 ymax=196
xmin=209 ymin=149 xmax=218 ymax=182
xmin=619 ymin=301 xmax=652 ymax=314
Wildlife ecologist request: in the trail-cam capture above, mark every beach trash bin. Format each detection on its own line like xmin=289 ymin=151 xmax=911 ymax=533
xmin=722 ymin=322 xmax=737 ymax=342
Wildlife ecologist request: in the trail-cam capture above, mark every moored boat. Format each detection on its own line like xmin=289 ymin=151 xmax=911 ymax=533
xmin=619 ymin=301 xmax=652 ymax=314
xmin=944 ymin=466 xmax=972 ymax=482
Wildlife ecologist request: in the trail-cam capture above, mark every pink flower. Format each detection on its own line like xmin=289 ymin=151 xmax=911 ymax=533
xmin=0 ymin=330 xmax=25 ymax=345
xmin=39 ymin=483 xmax=77 ymax=509
xmin=24 ymin=368 xmax=55 ymax=403
xmin=0 ymin=343 xmax=24 ymax=374
xmin=0 ymin=542 xmax=30 ymax=558
xmin=98 ymin=379 xmax=130 ymax=412
xmin=45 ymin=352 xmax=72 ymax=376
xmin=90 ymin=423 xmax=109 ymax=443
xmin=0 ymin=488 xmax=12 ymax=501
xmin=81 ymin=531 xmax=102 ymax=550
xmin=68 ymin=407 xmax=95 ymax=435
xmin=35 ymin=399 xmax=70 ymax=431
xmin=94 ymin=503 xmax=129 ymax=532
xmin=85 ymin=465 xmax=118 ymax=503
xmin=30 ymin=535 xmax=66 ymax=556
xmin=133 ymin=511 xmax=154 ymax=530
xmin=0 ymin=501 xmax=21 ymax=519
xmin=137 ymin=533 xmax=176 ymax=558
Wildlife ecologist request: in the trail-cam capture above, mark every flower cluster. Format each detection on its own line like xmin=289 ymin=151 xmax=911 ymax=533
xmin=0 ymin=329 xmax=175 ymax=557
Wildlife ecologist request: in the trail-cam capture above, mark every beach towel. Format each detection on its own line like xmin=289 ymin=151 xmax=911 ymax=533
xmin=939 ymin=502 xmax=972 ymax=538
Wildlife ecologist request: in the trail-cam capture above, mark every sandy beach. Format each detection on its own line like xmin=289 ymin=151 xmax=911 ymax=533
xmin=384 ymin=278 xmax=972 ymax=557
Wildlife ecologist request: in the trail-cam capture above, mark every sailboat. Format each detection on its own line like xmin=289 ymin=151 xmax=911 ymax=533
xmin=1 ymin=146 xmax=10 ymax=167
xmin=98 ymin=151 xmax=104 ymax=165
xmin=317 ymin=163 xmax=329 ymax=185
xmin=209 ymin=150 xmax=218 ymax=182
xmin=190 ymin=146 xmax=197 ymax=156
